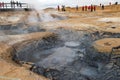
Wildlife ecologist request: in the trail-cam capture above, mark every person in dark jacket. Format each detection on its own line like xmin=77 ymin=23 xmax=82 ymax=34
xmin=16 ymin=1 xmax=19 ymax=7
xmin=91 ymin=5 xmax=93 ymax=12
xmin=102 ymin=5 xmax=104 ymax=10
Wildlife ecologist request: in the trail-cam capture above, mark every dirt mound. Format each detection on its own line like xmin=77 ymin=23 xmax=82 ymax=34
xmin=93 ymin=38 xmax=120 ymax=53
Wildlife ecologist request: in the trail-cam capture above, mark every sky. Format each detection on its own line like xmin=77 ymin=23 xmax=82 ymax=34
xmin=0 ymin=0 xmax=120 ymax=9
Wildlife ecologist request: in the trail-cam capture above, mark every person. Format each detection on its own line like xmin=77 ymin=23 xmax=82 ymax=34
xmin=10 ymin=0 xmax=13 ymax=8
xmin=85 ymin=5 xmax=87 ymax=11
xmin=102 ymin=5 xmax=104 ymax=10
xmin=100 ymin=3 xmax=101 ymax=6
xmin=93 ymin=5 xmax=96 ymax=11
xmin=82 ymin=6 xmax=84 ymax=11
xmin=57 ymin=5 xmax=60 ymax=11
xmin=109 ymin=2 xmax=111 ymax=5
xmin=115 ymin=2 xmax=118 ymax=5
xmin=88 ymin=6 xmax=90 ymax=11
xmin=13 ymin=0 xmax=15 ymax=8
xmin=91 ymin=5 xmax=93 ymax=12
xmin=19 ymin=2 xmax=22 ymax=7
xmin=16 ymin=1 xmax=19 ymax=7
xmin=76 ymin=5 xmax=78 ymax=11
xmin=2 ymin=2 xmax=4 ymax=8
xmin=0 ymin=2 xmax=1 ymax=8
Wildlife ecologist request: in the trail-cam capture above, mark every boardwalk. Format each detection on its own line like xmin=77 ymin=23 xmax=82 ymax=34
xmin=0 ymin=2 xmax=32 ymax=11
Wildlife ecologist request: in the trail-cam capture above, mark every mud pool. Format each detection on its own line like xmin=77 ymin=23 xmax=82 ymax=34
xmin=11 ymin=28 xmax=120 ymax=80
xmin=1 ymin=12 xmax=120 ymax=80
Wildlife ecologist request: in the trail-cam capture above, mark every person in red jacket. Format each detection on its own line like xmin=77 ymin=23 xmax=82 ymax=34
xmin=88 ymin=6 xmax=90 ymax=11
xmin=93 ymin=5 xmax=96 ymax=11
xmin=85 ymin=5 xmax=87 ymax=11
xmin=82 ymin=6 xmax=84 ymax=11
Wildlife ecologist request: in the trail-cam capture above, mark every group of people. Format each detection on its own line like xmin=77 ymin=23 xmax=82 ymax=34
xmin=81 ymin=5 xmax=96 ymax=12
xmin=57 ymin=5 xmax=97 ymax=12
xmin=57 ymin=5 xmax=66 ymax=11
xmin=10 ymin=0 xmax=22 ymax=8
xmin=108 ymin=2 xmax=118 ymax=5
xmin=0 ymin=1 xmax=22 ymax=9
xmin=57 ymin=2 xmax=119 ymax=12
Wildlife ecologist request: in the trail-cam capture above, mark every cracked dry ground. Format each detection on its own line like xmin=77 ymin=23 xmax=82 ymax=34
xmin=0 ymin=4 xmax=120 ymax=80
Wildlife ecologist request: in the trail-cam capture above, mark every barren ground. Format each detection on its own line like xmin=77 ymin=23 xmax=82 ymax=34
xmin=0 ymin=4 xmax=120 ymax=80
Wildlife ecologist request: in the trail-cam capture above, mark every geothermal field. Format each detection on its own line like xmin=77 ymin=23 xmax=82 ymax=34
xmin=0 ymin=4 xmax=120 ymax=80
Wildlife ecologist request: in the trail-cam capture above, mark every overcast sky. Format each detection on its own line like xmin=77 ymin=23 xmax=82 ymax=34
xmin=0 ymin=0 xmax=120 ymax=9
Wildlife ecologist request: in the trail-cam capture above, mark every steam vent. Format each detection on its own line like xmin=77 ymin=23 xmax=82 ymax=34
xmin=0 ymin=1 xmax=120 ymax=80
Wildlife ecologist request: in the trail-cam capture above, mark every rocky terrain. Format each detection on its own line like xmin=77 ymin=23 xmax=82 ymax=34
xmin=0 ymin=4 xmax=120 ymax=80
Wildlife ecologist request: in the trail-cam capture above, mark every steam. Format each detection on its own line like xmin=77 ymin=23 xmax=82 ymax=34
xmin=40 ymin=12 xmax=59 ymax=22
xmin=27 ymin=10 xmax=66 ymax=23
